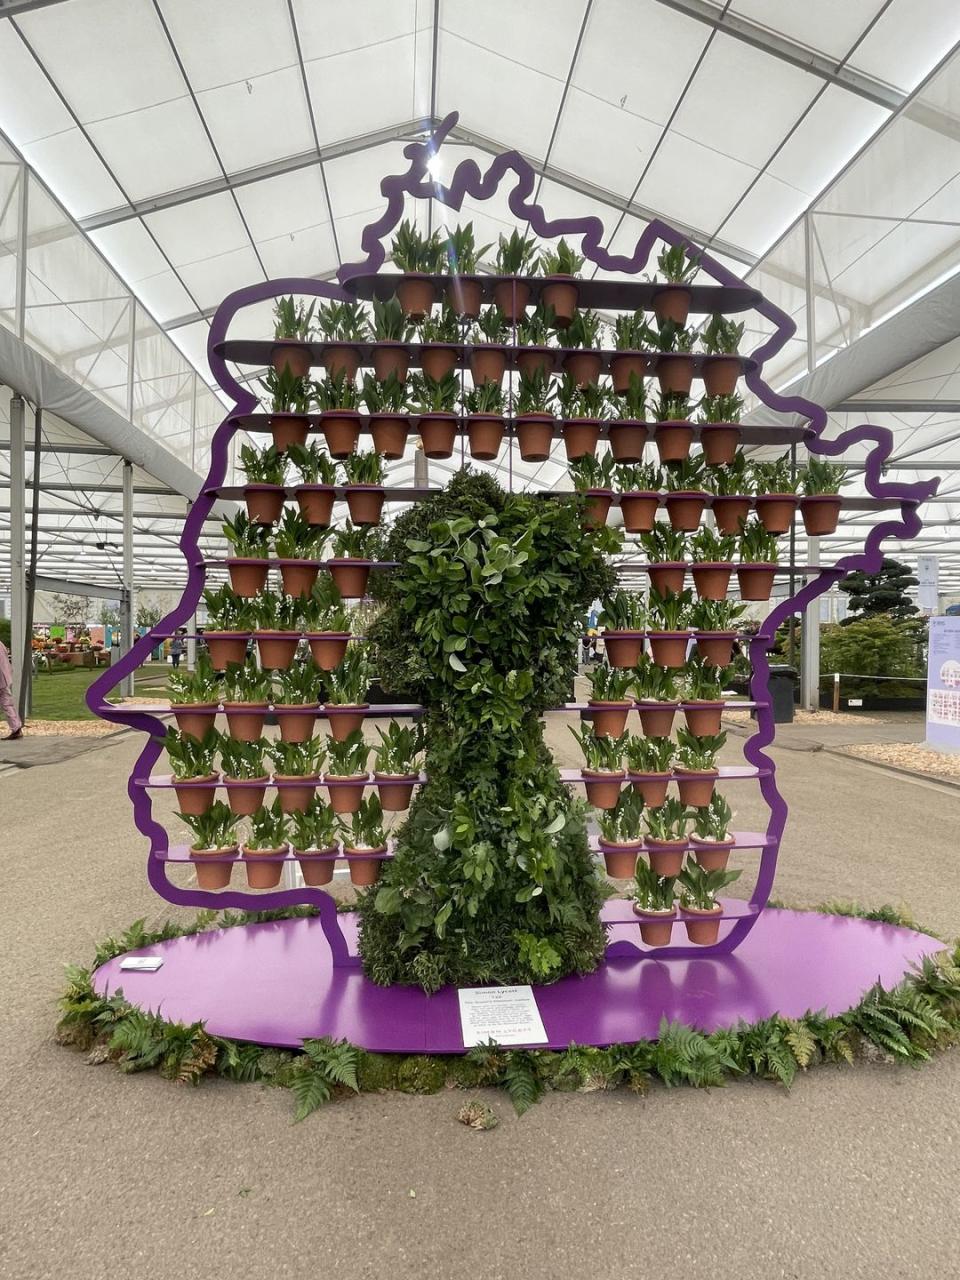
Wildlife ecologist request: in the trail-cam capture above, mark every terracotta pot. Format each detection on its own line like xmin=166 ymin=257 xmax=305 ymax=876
xmin=584 ymin=489 xmax=613 ymax=528
xmin=345 ymin=485 xmax=385 ymax=526
xmin=646 ymin=842 xmax=686 ymax=877
xmin=563 ymin=418 xmax=601 ymax=460
xmin=588 ymin=700 xmax=632 ymax=737
xmin=619 ymin=491 xmax=659 ymax=534
xmin=516 ymin=348 xmax=554 ymax=380
xmin=683 ymin=701 xmax=724 ymax=736
xmin=296 ymin=847 xmax=337 ymax=887
xmin=637 ymin=702 xmax=677 ymax=738
xmin=223 ymin=703 xmax=267 ymax=742
xmin=656 ymin=355 xmax=694 ymax=395
xmin=629 ymin=773 xmax=670 ymax=807
xmin=665 ymin=490 xmax=708 ymax=532
xmin=269 ymin=414 xmax=310 ymax=453
xmin=542 ymin=277 xmax=578 ymax=326
xmin=227 ymin=559 xmax=268 ymax=597
xmin=419 ymin=413 xmax=458 ymax=458
xmin=271 ymin=342 xmax=312 ymax=378
xmin=582 ymin=770 xmax=625 ymax=809
xmin=375 ymin=773 xmax=417 ymax=812
xmin=610 ymin=353 xmax=649 ymax=394
xmin=279 ymin=560 xmax=319 ymax=598
xmin=736 ymin=563 xmax=776 ymax=601
xmin=306 ymin=632 xmax=350 ymax=670
xmin=647 ymin=563 xmax=686 ymax=596
xmin=372 ymin=343 xmax=410 ymax=382
xmin=648 ymin=631 xmax=690 ymax=668
xmin=328 ymin=560 xmax=371 ymax=599
xmin=324 ymin=703 xmax=369 ymax=741
xmin=682 ymin=904 xmax=723 ymax=945
xmin=397 ymin=274 xmax=435 ymax=320
xmin=492 ymin=277 xmax=530 ymax=322
xmin=654 ymin=421 xmax=694 ymax=464
xmin=191 ymin=846 xmax=235 ymax=891
xmin=447 ymin=277 xmax=482 ymax=319
xmin=515 ymin=414 xmax=554 ymax=461
xmin=325 ymin=775 xmax=366 ymax=814
xmin=420 ymin=344 xmax=459 ymax=381
xmin=801 ymin=496 xmax=842 ymax=536
xmin=369 ymin=414 xmax=409 ymax=459
xmin=204 ymin=631 xmax=249 ymax=670
xmin=603 ymin=630 xmax=644 ymax=668
xmin=245 ymin=484 xmax=285 ymax=525
xmin=702 ymin=356 xmax=741 ymax=397
xmin=275 ymin=704 xmax=318 ymax=743
xmin=224 ymin=777 xmax=269 ymax=817
xmin=275 ymin=776 xmax=319 ymax=814
xmin=321 ymin=344 xmax=361 ymax=380
xmin=255 ymin=631 xmax=300 ymax=670
xmin=467 ymin=415 xmax=504 ymax=461
xmin=608 ymin=420 xmax=648 ymax=463
xmin=755 ymin=494 xmax=798 ymax=534
xmin=652 ymin=286 xmax=690 ymax=326
xmin=694 ymin=632 xmax=736 ymax=667
xmin=676 ymin=770 xmax=718 ymax=807
xmin=345 ymin=847 xmax=387 ymax=887
xmin=699 ymin=424 xmax=740 ymax=466
xmin=635 ymin=908 xmax=676 ymax=947
xmin=692 ymin=840 xmax=734 ymax=872
xmin=321 ymin=411 xmax=361 ymax=458
xmin=295 ymin=485 xmax=334 ymax=527
xmin=599 ymin=841 xmax=641 ymax=879
xmin=243 ymin=845 xmax=285 ymax=890
xmin=563 ymin=351 xmax=603 ymax=387
xmin=173 ymin=705 xmax=218 ymax=739
xmin=691 ymin=562 xmax=732 ymax=601
xmin=469 ymin=346 xmax=506 ymax=386
xmin=711 ymin=495 xmax=752 ymax=536
xmin=173 ymin=775 xmax=218 ymax=816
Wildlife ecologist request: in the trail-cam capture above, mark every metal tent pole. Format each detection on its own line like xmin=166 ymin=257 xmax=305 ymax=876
xmin=121 ymin=459 xmax=135 ymax=697
xmin=800 ymin=210 xmax=821 ymax=710
xmin=18 ymin=403 xmax=43 ymax=721
xmin=9 ymin=395 xmax=26 ymax=715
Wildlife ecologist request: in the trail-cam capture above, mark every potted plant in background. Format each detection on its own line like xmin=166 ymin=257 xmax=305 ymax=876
xmin=644 ymin=796 xmax=689 ymax=876
xmin=586 ymin=663 xmax=634 ymax=737
xmin=241 ymin=798 xmax=288 ymax=889
xmin=340 ymin=793 xmax=389 ymax=886
xmin=469 ymin=306 xmax=509 ymax=384
xmin=652 ymin=392 xmax=695 ymax=464
xmin=273 ymin=508 xmax=323 ymax=598
xmin=271 ymin=296 xmax=315 ymax=377
xmin=442 ymin=222 xmax=492 ymax=318
xmin=463 ymin=382 xmax=505 ymax=460
xmin=314 ymin=370 xmax=362 ymax=458
xmin=390 ymin=220 xmax=442 ymax=318
xmin=569 ymin=451 xmax=616 ymax=527
xmin=164 ymin=725 xmax=220 ymax=816
xmin=324 ymin=730 xmax=370 ymax=815
xmin=736 ymin=519 xmax=779 ymax=601
xmin=219 ymin=735 xmax=269 ymax=817
xmin=689 ymin=526 xmax=735 ymax=600
xmin=253 ymin=589 xmax=302 ymax=670
xmin=222 ymin=513 xmax=270 ymax=597
xmin=324 ymin=642 xmax=372 ymax=740
xmin=557 ymin=374 xmax=606 ymax=459
xmin=598 ymin=589 xmax=646 ymax=667
xmin=690 ymin=597 xmax=745 ymax=667
xmin=625 ymin=733 xmax=674 ymax=808
xmin=682 ymin=656 xmax=726 ymax=736
xmin=274 ymin=655 xmax=323 ymax=743
xmin=677 ymin=858 xmax=742 ymax=944
xmin=611 ymin=311 xmax=652 ymax=393
xmin=752 ymin=455 xmax=800 ymax=534
xmin=177 ymin=802 xmax=239 ymax=891
xmin=289 ymin=799 xmax=340 ymax=887
xmin=663 ymin=456 xmax=708 ymax=531
xmin=238 ymin=443 xmax=287 ymax=525
xmin=698 ymin=393 xmax=743 ymax=466
xmin=286 ymin=441 xmax=338 ymax=527
xmin=690 ymin=793 xmax=735 ymax=871
xmin=515 ymin=303 xmax=557 ymax=379
xmin=493 ymin=229 xmax=538 ymax=320
xmin=615 ymin=460 xmax=661 ymax=533
xmin=631 ymin=860 xmax=677 ymax=945
xmin=301 ymin=577 xmax=352 ymax=669
xmin=653 ymin=244 xmax=700 ymax=325
xmin=221 ymin=661 xmax=272 ymax=742
xmin=418 ymin=304 xmax=461 ymax=381
xmin=167 ymin=651 xmax=220 ymax=739
xmin=570 ymin=726 xmax=626 ymax=809
xmin=342 ymin=449 xmax=385 ymax=525
xmin=370 ymin=296 xmax=415 ymax=381
xmin=800 ymin=458 xmax=846 ymax=535
xmin=200 ymin=584 xmax=255 ymax=669
xmin=259 ymin=367 xmax=313 ymax=452
xmin=641 ymin=525 xmax=688 ymax=596
xmin=410 ymin=370 xmax=460 ymax=458
xmin=361 ymin=371 xmax=410 ymax=459
xmin=632 ymin=658 xmax=680 ymax=739
xmin=596 ymin=787 xmax=644 ymax=878
xmin=709 ymin=453 xmax=753 ymax=534
xmin=654 ymin=320 xmax=696 ymax=397
xmin=316 ymin=300 xmax=369 ymax=379
xmin=537 ymin=238 xmax=584 ymax=327
xmin=608 ymin=372 xmax=648 ymax=462
xmin=562 ymin=309 xmax=604 ymax=386
xmin=328 ymin=522 xmax=376 ymax=599
xmin=646 ymin=587 xmax=692 ymax=667
xmin=372 ymin=721 xmax=423 ymax=811
xmin=514 ymin=369 xmax=556 ymax=461
xmin=700 ymin=314 xmax=744 ymax=396
xmin=266 ymin=737 xmax=325 ymax=815
xmin=674 ymin=726 xmax=725 ymax=806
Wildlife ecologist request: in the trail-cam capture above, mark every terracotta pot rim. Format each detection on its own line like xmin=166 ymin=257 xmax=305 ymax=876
xmin=693 ymin=629 xmax=737 ymax=640
xmin=627 ymin=770 xmax=671 ymax=780
xmin=273 ymin=774 xmax=321 ymax=784
xmin=588 ymin=699 xmax=633 ymax=710
xmin=674 ymin=767 xmax=719 ymax=779
xmin=738 ymin=561 xmax=778 ymax=570
xmin=326 ymin=557 xmax=373 ymax=567
xmin=700 ymin=422 xmax=741 ymax=431
xmin=275 ymin=556 xmax=318 ymax=567
xmin=609 ymin=417 xmax=648 ymax=429
xmin=174 ymin=772 xmax=219 ymax=786
xmin=222 ymin=774 xmax=270 ymax=785
xmin=602 ymin=628 xmax=645 ymax=637
xmin=712 ymin=493 xmax=752 ymax=502
xmin=800 ymin=494 xmax=842 ymax=504
xmin=584 ymin=487 xmax=614 ymax=498
xmin=342 ymin=845 xmax=389 ymax=857
xmin=255 ymin=629 xmax=301 ymax=639
xmin=323 ymin=772 xmax=367 ymax=783
xmin=222 ymin=701 xmax=268 ymax=711
xmin=582 ymin=769 xmax=626 ymax=780
xmin=654 ymin=419 xmax=694 ymax=428
xmin=647 ymin=629 xmax=691 ymax=639
xmin=467 ymin=412 xmax=506 ymax=423
xmin=203 ymin=629 xmax=249 ymax=639
xmin=417 ymin=411 xmax=458 ymax=421
xmin=303 ymin=630 xmax=350 ymax=639
xmin=323 ymin=702 xmax=370 ymax=711
xmin=369 ymin=410 xmax=411 ymax=420
xmin=295 ymin=845 xmax=339 ymax=858
xmin=637 ymin=699 xmax=679 ymax=709
xmin=293 ymin=483 xmax=335 ymax=493
xmin=645 ymin=839 xmax=688 ymax=851
xmin=273 ymin=702 xmax=320 ymax=712
xmin=373 ymin=772 xmax=418 ymax=782
xmin=224 ymin=556 xmax=269 ymax=566
xmin=241 ymin=844 xmax=289 ymax=858
xmin=191 ymin=845 xmax=239 ymax=859
xmin=620 ymin=488 xmax=659 ymax=500
xmin=756 ymin=492 xmax=799 ymax=503
xmin=318 ymin=409 xmax=361 ymax=423
xmin=685 ymin=699 xmax=725 ymax=709
xmin=681 ymin=903 xmax=724 ymax=918
xmin=563 ymin=415 xmax=604 ymax=426
xmin=515 ymin=411 xmax=554 ymax=422
xmin=321 ymin=340 xmax=360 ymax=354
xmin=666 ymin=489 xmax=709 ymax=501
xmin=172 ymin=701 xmax=218 ymax=712
xmin=344 ymin=483 xmax=385 ymax=493
xmin=633 ymin=905 xmax=677 ymax=919
xmin=244 ymin=482 xmax=285 ymax=493
xmin=692 ymin=560 xmax=733 ymax=570
xmin=690 ymin=836 xmax=736 ymax=849
xmin=598 ymin=839 xmax=644 ymax=852
xmin=652 ymin=284 xmax=691 ymax=299
xmin=419 ymin=341 xmax=459 ymax=353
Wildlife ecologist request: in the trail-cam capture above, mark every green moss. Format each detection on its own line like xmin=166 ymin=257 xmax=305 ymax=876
xmin=396 ymin=1055 xmax=448 ymax=1094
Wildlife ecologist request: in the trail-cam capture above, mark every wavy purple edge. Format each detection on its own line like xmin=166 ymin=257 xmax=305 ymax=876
xmin=86 ymin=111 xmax=937 ymax=964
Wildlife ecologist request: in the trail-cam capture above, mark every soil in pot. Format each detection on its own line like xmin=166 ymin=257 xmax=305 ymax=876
xmin=711 ymin=496 xmax=752 ymax=536
xmin=224 ymin=778 xmax=269 ymax=817
xmin=306 ymin=631 xmax=350 ymax=669
xmin=469 ymin=346 xmax=506 ymax=386
xmin=582 ymin=770 xmax=625 ymax=809
xmin=345 ymin=847 xmax=387 ymax=887
xmin=694 ymin=632 xmax=736 ymax=667
xmin=646 ymin=842 xmax=686 ymax=877
xmin=276 ymin=705 xmax=318 ymax=743
xmin=619 ymin=491 xmax=659 ymax=534
xmin=603 ymin=630 xmax=644 ymax=668
xmin=653 ymin=286 xmax=690 ymax=326
xmin=736 ymin=564 xmax=776 ymax=601
xmin=648 ymin=631 xmax=690 ymax=667
xmin=275 ymin=777 xmax=319 ymax=814
xmin=692 ymin=841 xmax=734 ymax=872
xmin=279 ymin=560 xmax=319 ymax=599
xmin=369 ymin=414 xmax=409 ymax=459
xmin=691 ymin=562 xmax=732 ymax=601
xmin=255 ymin=632 xmax=300 ymax=670
xmin=608 ymin=420 xmax=648 ymax=462
xmin=420 ymin=344 xmax=459 ymax=381
xmin=542 ymin=277 xmax=578 ymax=326
xmin=700 ymin=424 xmax=740 ymax=466
xmin=629 ymin=773 xmax=670 ymax=807
xmin=588 ymin=700 xmax=632 ymax=737
xmin=375 ymin=774 xmax=417 ymax=812
xmin=321 ymin=344 xmax=361 ymax=380
xmin=328 ymin=559 xmax=371 ymax=599
xmin=296 ymin=847 xmax=336 ymax=887
xmin=755 ymin=494 xmax=798 ymax=535
xmin=271 ymin=342 xmax=312 ymax=378
xmin=516 ymin=348 xmax=553 ymax=380
xmin=227 ymin=560 xmax=269 ymax=597
xmin=636 ymin=702 xmax=676 ymax=738
xmin=647 ymin=563 xmax=686 ymax=595
xmin=654 ymin=421 xmax=693 ymax=464
xmin=321 ymin=412 xmax=361 ymax=458
xmin=562 ymin=419 xmax=601 ymax=460
xmin=656 ymin=355 xmax=694 ymax=396
xmin=419 ymin=413 xmax=458 ymax=458
xmin=467 ymin=415 xmax=504 ymax=461
xmin=800 ymin=496 xmax=842 ymax=535
xmin=345 ymin=485 xmax=385 ymax=526
xmin=397 ymin=275 xmax=435 ymax=319
xmin=676 ymin=771 xmax=718 ymax=807
xmin=584 ymin=489 xmax=613 ymax=528
xmin=682 ymin=904 xmax=724 ymax=945
xmin=223 ymin=703 xmax=267 ymax=741
xmin=325 ymin=703 xmax=369 ymax=741
xmin=295 ymin=485 xmax=334 ymax=527
xmin=325 ymin=775 xmax=366 ymax=815
xmin=245 ymin=485 xmax=285 ymax=525
xmin=702 ymin=356 xmax=741 ymax=397
xmin=683 ymin=701 xmax=724 ymax=736
xmin=372 ymin=343 xmax=410 ymax=383
xmin=492 ymin=278 xmax=530 ymax=322
xmin=447 ymin=277 xmax=482 ymax=319
xmin=243 ymin=846 xmax=285 ymax=890
xmin=270 ymin=414 xmax=310 ymax=453
xmin=173 ymin=776 xmax=218 ymax=816
xmin=515 ymin=415 xmax=554 ymax=462
xmin=634 ymin=907 xmax=676 ymax=947
xmin=610 ymin=353 xmax=649 ymax=394
xmin=665 ymin=491 xmax=707 ymax=532
xmin=173 ymin=705 xmax=218 ymax=739
xmin=191 ymin=847 xmax=235 ymax=891
xmin=563 ymin=351 xmax=602 ymax=387
xmin=204 ymin=631 xmax=249 ymax=669
xmin=599 ymin=841 xmax=641 ymax=879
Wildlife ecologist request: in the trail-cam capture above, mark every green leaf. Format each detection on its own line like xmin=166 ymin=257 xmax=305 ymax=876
xmin=433 ymin=826 xmax=451 ymax=851
xmin=448 ymin=653 xmax=467 ymax=672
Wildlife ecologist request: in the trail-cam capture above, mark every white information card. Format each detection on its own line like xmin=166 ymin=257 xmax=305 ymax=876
xmin=457 ymin=985 xmax=548 ymax=1047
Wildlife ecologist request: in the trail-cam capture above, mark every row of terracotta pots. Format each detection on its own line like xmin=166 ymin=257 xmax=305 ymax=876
xmin=226 ymin=557 xmax=370 ymax=599
xmin=173 ymin=772 xmax=417 ymax=819
xmin=588 ymin=698 xmax=724 ymax=739
xmin=586 ymin=489 xmax=840 ymax=537
xmin=637 ymin=560 xmax=777 ymax=605
xmin=173 ymin=699 xmax=364 ymax=744
xmin=189 ymin=843 xmax=387 ymax=891
xmin=245 ymin=483 xmax=384 ymax=527
xmin=583 ymin=768 xmax=719 ymax=810
xmin=600 ymin=839 xmax=734 ymax=880
xmin=603 ymin=625 xmax=737 ymax=669
xmin=200 ymin=629 xmax=348 ymax=674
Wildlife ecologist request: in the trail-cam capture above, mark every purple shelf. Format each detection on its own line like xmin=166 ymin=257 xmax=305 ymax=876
xmin=158 ymin=843 xmax=395 ymax=864
xmin=139 ymin=771 xmax=427 ymax=788
xmin=96 ymin=701 xmax=426 ymax=719
xmin=209 ymin=483 xmax=441 ymax=502
xmin=590 ymin=831 xmax=772 ymax=851
xmin=602 ymin=896 xmax=759 ymax=926
xmin=561 ymin=764 xmax=768 ymax=783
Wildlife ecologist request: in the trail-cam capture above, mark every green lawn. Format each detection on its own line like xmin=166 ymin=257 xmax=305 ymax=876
xmin=29 ymin=663 xmax=170 ymax=721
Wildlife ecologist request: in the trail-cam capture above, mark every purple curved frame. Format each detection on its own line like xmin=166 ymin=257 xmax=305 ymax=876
xmin=87 ymin=111 xmax=937 ymax=964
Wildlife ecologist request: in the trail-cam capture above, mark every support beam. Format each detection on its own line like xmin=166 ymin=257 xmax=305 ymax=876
xmin=838 ymin=400 xmax=960 ymax=415
xmin=121 ymin=460 xmax=134 ymax=697
xmin=9 ymin=395 xmax=26 ymax=713
xmin=801 ymin=538 xmax=821 ymax=711
xmin=32 ymin=574 xmax=132 ymax=602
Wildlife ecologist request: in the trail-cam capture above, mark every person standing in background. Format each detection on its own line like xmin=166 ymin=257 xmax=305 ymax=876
xmin=0 ymin=639 xmax=23 ymax=740
xmin=170 ymin=630 xmax=186 ymax=669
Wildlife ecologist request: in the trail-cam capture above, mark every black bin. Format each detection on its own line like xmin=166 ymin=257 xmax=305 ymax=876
xmin=767 ymin=665 xmax=797 ymax=724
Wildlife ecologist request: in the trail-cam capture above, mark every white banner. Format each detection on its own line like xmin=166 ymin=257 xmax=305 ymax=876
xmin=917 ymin=555 xmax=939 ymax=612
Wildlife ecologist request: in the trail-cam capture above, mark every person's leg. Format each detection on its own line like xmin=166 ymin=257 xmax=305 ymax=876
xmin=0 ymin=685 xmax=22 ymax=736
xmin=171 ymin=652 xmax=180 ymax=668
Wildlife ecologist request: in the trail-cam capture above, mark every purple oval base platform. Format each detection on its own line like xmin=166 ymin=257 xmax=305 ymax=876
xmin=92 ymin=908 xmax=943 ymax=1053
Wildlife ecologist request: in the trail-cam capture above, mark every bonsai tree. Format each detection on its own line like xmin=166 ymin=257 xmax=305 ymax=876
xmin=839 ymin=557 xmax=919 ymax=624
